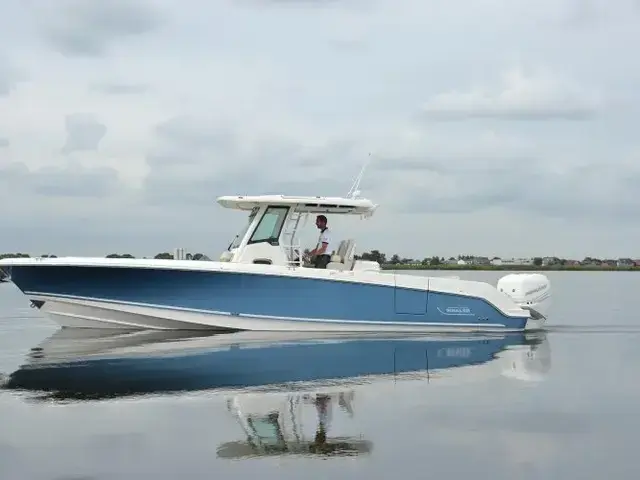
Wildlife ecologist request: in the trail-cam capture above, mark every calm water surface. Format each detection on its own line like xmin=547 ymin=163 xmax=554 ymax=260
xmin=1 ymin=270 xmax=639 ymax=479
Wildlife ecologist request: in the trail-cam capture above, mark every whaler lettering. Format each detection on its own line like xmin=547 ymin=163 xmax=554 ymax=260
xmin=445 ymin=306 xmax=471 ymax=314
xmin=525 ymin=284 xmax=546 ymax=296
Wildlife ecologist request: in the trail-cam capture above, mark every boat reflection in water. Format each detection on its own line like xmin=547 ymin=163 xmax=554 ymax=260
xmin=1 ymin=328 xmax=550 ymax=458
xmin=220 ymin=390 xmax=369 ymax=457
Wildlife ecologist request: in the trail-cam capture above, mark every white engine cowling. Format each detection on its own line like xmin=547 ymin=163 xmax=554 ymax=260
xmin=497 ymin=273 xmax=551 ymax=320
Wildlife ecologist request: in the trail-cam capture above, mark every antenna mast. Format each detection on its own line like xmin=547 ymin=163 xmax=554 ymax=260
xmin=347 ymin=153 xmax=372 ymax=199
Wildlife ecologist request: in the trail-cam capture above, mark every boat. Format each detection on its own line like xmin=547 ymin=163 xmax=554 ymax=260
xmin=0 ymin=186 xmax=551 ymax=332
xmin=1 ymin=328 xmax=550 ymax=400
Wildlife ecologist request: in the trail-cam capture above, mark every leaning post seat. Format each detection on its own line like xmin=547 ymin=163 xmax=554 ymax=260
xmin=326 ymin=239 xmax=356 ymax=270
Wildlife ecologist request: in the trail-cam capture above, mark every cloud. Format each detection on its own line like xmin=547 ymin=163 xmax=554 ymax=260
xmin=380 ymin=149 xmax=640 ymax=225
xmin=140 ymin=115 xmax=365 ymax=208
xmin=240 ymin=0 xmax=370 ymax=9
xmin=0 ymin=162 xmax=122 ymax=198
xmin=0 ymin=57 xmax=26 ymax=96
xmin=421 ymin=67 xmax=603 ymax=121
xmin=1 ymin=0 xmax=640 ymax=259
xmin=90 ymin=83 xmax=151 ymax=95
xmin=38 ymin=0 xmax=163 ymax=57
xmin=388 ymin=164 xmax=611 ymax=219
xmin=152 ymin=115 xmax=237 ymax=156
xmin=375 ymin=154 xmax=534 ymax=215
xmin=517 ymin=162 xmax=640 ymax=222
xmin=0 ymin=137 xmax=8 ymax=147
xmin=251 ymin=0 xmax=342 ymax=4
xmin=553 ymin=0 xmax=640 ymax=28
xmin=61 ymin=113 xmax=107 ymax=154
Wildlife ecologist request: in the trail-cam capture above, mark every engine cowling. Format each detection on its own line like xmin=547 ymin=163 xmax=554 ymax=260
xmin=497 ymin=273 xmax=551 ymax=319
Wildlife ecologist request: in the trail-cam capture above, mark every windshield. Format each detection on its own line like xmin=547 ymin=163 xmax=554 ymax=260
xmin=228 ymin=207 xmax=259 ymax=250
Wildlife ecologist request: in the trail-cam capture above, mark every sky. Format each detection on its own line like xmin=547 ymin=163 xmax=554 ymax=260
xmin=1 ymin=0 xmax=639 ymax=260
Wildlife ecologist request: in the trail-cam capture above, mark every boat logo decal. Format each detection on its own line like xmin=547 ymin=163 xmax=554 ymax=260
xmin=437 ymin=306 xmax=474 ymax=316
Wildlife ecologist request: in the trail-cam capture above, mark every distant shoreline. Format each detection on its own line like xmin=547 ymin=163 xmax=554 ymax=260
xmin=0 ymin=256 xmax=635 ymax=272
xmin=381 ymin=264 xmax=638 ymax=272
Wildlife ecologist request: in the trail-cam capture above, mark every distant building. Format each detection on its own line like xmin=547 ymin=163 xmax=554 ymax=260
xmin=171 ymin=248 xmax=211 ymax=261
xmin=499 ymin=258 xmax=534 ymax=266
xmin=541 ymin=257 xmax=560 ymax=266
xmin=470 ymin=256 xmax=491 ymax=265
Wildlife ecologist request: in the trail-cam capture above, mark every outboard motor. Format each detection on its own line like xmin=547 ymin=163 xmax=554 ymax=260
xmin=497 ymin=273 xmax=552 ymax=320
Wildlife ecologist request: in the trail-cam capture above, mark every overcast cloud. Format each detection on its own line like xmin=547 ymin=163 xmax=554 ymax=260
xmin=0 ymin=0 xmax=639 ymax=259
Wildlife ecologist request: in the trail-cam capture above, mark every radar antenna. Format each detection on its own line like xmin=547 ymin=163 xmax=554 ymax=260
xmin=347 ymin=153 xmax=372 ymax=199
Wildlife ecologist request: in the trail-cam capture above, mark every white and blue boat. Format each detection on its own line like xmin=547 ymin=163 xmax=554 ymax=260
xmin=0 ymin=190 xmax=551 ymax=332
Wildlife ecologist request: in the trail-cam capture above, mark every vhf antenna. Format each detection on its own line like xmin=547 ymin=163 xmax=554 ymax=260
xmin=347 ymin=152 xmax=372 ymax=199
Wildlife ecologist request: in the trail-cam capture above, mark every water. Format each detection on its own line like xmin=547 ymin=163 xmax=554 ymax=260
xmin=1 ymin=270 xmax=639 ymax=479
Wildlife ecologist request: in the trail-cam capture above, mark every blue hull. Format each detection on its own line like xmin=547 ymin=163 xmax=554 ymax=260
xmin=2 ymin=331 xmax=545 ymax=400
xmin=6 ymin=265 xmax=527 ymax=329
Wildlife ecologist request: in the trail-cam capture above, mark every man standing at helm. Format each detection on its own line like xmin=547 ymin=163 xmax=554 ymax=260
xmin=308 ymin=214 xmax=333 ymax=268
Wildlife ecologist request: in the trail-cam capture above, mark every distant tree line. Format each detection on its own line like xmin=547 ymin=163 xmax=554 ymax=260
xmin=0 ymin=253 xmax=46 ymax=259
xmin=0 ymin=250 xmax=633 ymax=281
xmin=0 ymin=251 xmax=630 ymax=266
xmin=354 ymin=251 xmax=627 ymax=267
xmin=106 ymin=252 xmax=211 ymax=260
xmin=355 ymin=250 xmax=459 ymax=266
xmin=0 ymin=252 xmax=211 ymax=262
